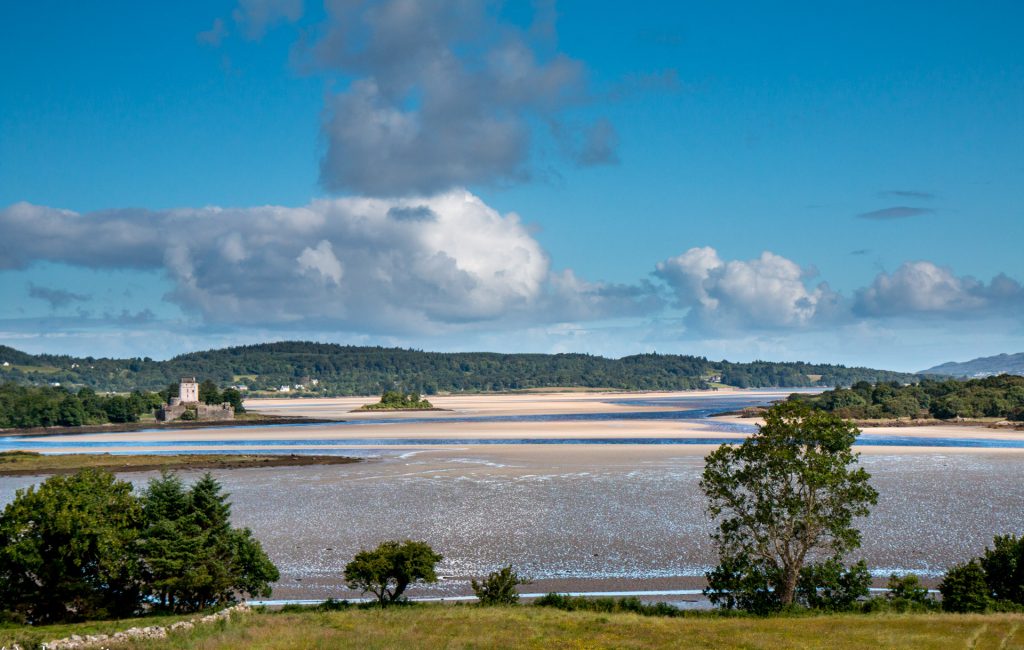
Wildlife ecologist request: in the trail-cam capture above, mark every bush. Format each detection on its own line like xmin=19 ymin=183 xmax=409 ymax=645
xmin=472 ymin=566 xmax=530 ymax=606
xmin=796 ymin=559 xmax=871 ymax=611
xmin=534 ymin=593 xmax=683 ymax=618
xmin=940 ymin=561 xmax=990 ymax=612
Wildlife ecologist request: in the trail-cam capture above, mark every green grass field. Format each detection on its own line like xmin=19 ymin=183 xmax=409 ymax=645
xmin=8 ymin=606 xmax=1022 ymax=649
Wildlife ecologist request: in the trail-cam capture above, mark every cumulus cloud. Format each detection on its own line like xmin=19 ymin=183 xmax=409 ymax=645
xmin=304 ymin=0 xmax=615 ymax=195
xmin=0 ymin=191 xmax=654 ymax=334
xmin=654 ymin=247 xmax=841 ymax=331
xmin=27 ymin=283 xmax=91 ymax=309
xmin=857 ymin=206 xmax=933 ymax=220
xmin=854 ymin=262 xmax=1024 ymax=316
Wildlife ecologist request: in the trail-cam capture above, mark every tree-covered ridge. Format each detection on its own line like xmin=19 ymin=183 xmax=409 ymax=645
xmin=789 ymin=375 xmax=1024 ymax=421
xmin=0 ymin=342 xmax=920 ymax=395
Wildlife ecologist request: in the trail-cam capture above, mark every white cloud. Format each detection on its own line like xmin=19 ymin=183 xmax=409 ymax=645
xmin=297 ymin=240 xmax=344 ymax=285
xmin=855 ymin=261 xmax=1024 ymax=316
xmin=654 ymin=247 xmax=840 ymax=330
xmin=0 ymin=190 xmax=655 ymax=334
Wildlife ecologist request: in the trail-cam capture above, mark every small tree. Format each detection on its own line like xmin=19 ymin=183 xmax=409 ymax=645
xmin=343 ymin=540 xmax=442 ymax=606
xmin=940 ymin=561 xmax=990 ymax=612
xmin=472 ymin=566 xmax=531 ymax=606
xmin=701 ymin=401 xmax=878 ymax=611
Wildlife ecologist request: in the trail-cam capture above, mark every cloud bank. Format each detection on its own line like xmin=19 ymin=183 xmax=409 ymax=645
xmin=0 ymin=192 xmax=653 ymax=334
xmin=2 ymin=197 xmax=1019 ymax=341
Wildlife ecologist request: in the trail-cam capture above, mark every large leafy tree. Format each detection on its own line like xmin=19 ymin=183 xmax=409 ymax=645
xmin=700 ymin=401 xmax=878 ymax=610
xmin=0 ymin=470 xmax=144 ymax=623
xmin=344 ymin=540 xmax=442 ymax=606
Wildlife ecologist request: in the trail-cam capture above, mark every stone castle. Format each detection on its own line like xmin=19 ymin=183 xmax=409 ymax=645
xmin=156 ymin=377 xmax=235 ymax=422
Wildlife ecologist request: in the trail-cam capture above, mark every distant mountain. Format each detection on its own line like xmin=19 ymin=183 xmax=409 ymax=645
xmin=919 ymin=353 xmax=1024 ymax=378
xmin=0 ymin=341 xmax=920 ymax=395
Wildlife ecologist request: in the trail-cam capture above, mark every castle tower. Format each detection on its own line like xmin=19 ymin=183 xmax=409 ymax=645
xmin=179 ymin=377 xmax=199 ymax=404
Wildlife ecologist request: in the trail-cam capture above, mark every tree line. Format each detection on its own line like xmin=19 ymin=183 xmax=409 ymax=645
xmin=789 ymin=374 xmax=1024 ymax=421
xmin=0 ymin=471 xmax=278 ymax=623
xmin=0 ymin=342 xmax=920 ymax=395
xmin=0 ymin=381 xmax=245 ymax=429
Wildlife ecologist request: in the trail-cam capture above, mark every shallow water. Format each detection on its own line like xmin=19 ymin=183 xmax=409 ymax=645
xmin=1 ymin=391 xmax=1021 ymax=600
xmin=1 ymin=451 xmax=1021 ymax=600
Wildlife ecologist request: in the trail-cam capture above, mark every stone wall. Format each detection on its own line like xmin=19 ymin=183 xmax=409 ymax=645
xmin=156 ymin=402 xmax=234 ymax=422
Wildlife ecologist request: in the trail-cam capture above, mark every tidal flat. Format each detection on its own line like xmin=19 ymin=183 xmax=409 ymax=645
xmin=0 ymin=390 xmax=1021 ymax=602
xmin=1 ymin=447 xmax=1021 ymax=601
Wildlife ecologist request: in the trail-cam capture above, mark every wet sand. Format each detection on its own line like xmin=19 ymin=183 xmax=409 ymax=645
xmin=2 ymin=447 xmax=1019 ymax=601
xmin=1 ymin=391 xmax=1021 ymax=601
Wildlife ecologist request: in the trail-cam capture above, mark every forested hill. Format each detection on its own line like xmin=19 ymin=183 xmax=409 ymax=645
xmin=919 ymin=352 xmax=1024 ymax=378
xmin=0 ymin=342 xmax=918 ymax=395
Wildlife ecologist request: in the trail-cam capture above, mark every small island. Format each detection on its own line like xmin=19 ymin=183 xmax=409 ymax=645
xmin=357 ymin=390 xmax=437 ymax=411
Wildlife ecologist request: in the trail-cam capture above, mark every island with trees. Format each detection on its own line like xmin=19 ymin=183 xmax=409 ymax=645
xmin=357 ymin=390 xmax=436 ymax=411
xmin=788 ymin=374 xmax=1024 ymax=422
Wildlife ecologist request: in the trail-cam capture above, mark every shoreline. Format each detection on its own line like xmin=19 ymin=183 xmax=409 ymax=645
xmin=0 ymin=451 xmax=362 ymax=476
xmin=0 ymin=414 xmax=345 ymax=438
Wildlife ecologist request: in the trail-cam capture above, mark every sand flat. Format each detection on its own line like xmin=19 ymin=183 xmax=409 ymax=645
xmin=8 ymin=391 xmax=1024 ymax=453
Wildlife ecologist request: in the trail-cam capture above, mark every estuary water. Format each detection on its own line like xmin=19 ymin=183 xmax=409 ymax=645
xmin=1 ymin=391 xmax=1022 ymax=601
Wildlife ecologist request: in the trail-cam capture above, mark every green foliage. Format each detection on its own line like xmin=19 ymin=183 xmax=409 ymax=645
xmin=0 ymin=383 xmax=158 ymax=429
xmin=0 ymin=470 xmax=144 ymax=623
xmin=200 ymin=379 xmax=222 ymax=405
xmin=471 ymin=566 xmax=530 ymax=605
xmin=533 ymin=593 xmax=683 ymax=617
xmin=0 ymin=470 xmax=278 ymax=623
xmin=343 ymin=540 xmax=442 ymax=606
xmin=0 ymin=342 xmax=919 ymax=395
xmin=940 ymin=561 xmax=991 ymax=613
xmin=221 ymin=387 xmax=246 ymax=413
xmin=701 ymin=402 xmax=878 ymax=611
xmin=362 ymin=390 xmax=434 ymax=410
xmin=795 ymin=375 xmax=1024 ymax=421
xmin=879 ymin=573 xmax=936 ymax=612
xmin=796 ymin=559 xmax=871 ymax=611
xmin=980 ymin=534 xmax=1024 ymax=605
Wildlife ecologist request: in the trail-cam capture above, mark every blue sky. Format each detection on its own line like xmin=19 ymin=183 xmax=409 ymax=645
xmin=1 ymin=1 xmax=1022 ymax=371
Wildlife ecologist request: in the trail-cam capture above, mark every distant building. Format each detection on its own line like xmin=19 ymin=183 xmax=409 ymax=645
xmin=157 ymin=377 xmax=234 ymax=422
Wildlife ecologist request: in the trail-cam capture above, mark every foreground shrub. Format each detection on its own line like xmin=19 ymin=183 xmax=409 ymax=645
xmin=796 ymin=559 xmax=871 ymax=611
xmin=534 ymin=594 xmax=682 ymax=617
xmin=472 ymin=566 xmax=530 ymax=606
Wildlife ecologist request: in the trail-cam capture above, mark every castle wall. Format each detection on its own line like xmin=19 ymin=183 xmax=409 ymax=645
xmin=156 ymin=402 xmax=235 ymax=422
